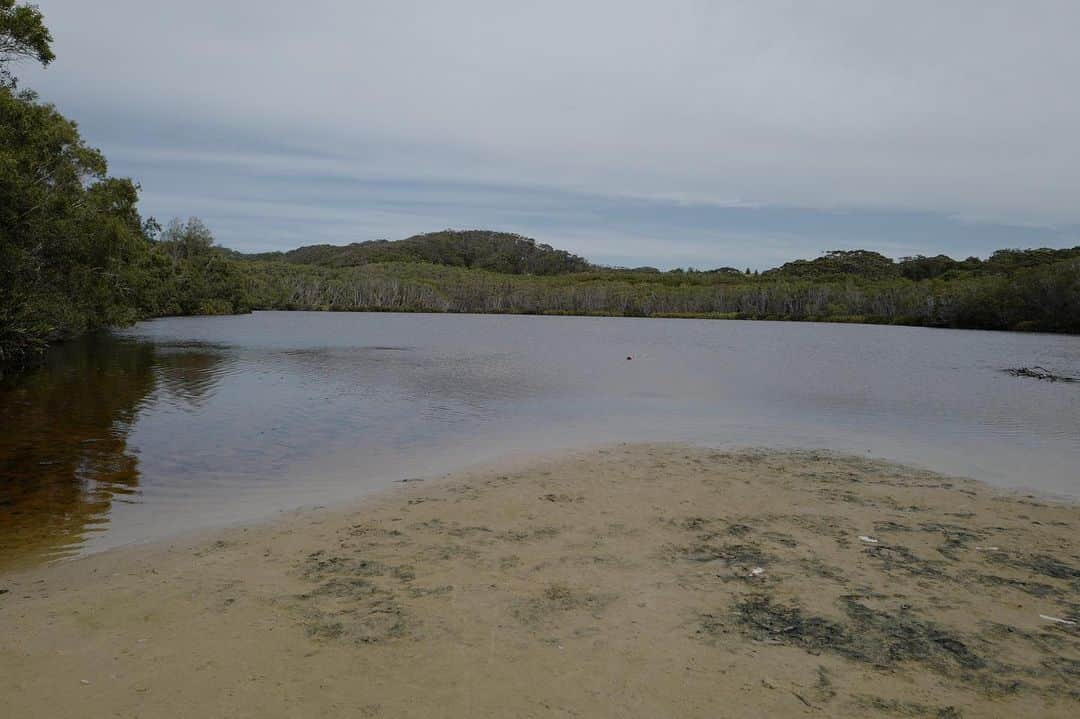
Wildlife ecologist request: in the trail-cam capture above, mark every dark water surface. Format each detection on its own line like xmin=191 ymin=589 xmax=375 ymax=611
xmin=2 ymin=312 xmax=1078 ymax=568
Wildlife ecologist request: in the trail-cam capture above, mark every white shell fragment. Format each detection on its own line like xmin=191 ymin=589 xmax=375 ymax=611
xmin=1039 ymin=614 xmax=1077 ymax=626
xmin=858 ymin=536 xmax=879 ymax=544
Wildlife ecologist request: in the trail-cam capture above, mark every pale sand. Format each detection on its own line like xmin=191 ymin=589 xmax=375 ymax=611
xmin=1 ymin=444 xmax=1077 ymax=718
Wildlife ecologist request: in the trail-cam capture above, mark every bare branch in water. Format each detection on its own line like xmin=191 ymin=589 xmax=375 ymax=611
xmin=1003 ymin=366 xmax=1079 ymax=382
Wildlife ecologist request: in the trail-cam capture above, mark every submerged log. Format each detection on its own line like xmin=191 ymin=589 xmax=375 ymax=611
xmin=1003 ymin=366 xmax=1079 ymax=382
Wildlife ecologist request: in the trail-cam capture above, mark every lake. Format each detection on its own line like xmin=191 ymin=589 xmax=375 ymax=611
xmin=1 ymin=311 xmax=1078 ymax=568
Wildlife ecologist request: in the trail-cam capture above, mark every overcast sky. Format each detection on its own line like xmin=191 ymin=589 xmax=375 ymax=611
xmin=21 ymin=1 xmax=1080 ymax=268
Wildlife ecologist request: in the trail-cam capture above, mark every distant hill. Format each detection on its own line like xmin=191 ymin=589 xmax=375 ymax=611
xmin=245 ymin=230 xmax=595 ymax=276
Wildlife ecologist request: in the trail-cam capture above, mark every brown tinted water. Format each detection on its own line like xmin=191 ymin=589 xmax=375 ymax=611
xmin=0 ymin=337 xmax=154 ymax=566
xmin=1 ymin=312 xmax=1078 ymax=569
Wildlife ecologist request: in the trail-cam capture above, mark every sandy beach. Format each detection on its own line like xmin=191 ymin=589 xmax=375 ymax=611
xmin=1 ymin=444 xmax=1077 ymax=718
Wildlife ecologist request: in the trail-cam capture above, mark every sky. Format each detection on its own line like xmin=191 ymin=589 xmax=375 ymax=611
xmin=19 ymin=1 xmax=1080 ymax=269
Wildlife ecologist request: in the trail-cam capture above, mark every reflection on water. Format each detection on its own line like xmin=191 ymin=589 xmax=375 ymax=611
xmin=154 ymin=344 xmax=232 ymax=409
xmin=1 ymin=312 xmax=1078 ymax=570
xmin=0 ymin=337 xmax=226 ymax=568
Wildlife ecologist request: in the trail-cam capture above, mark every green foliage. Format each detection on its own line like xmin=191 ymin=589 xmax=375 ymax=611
xmin=0 ymin=83 xmax=249 ymax=370
xmin=0 ymin=1 xmax=54 ymax=86
xmin=898 ymin=254 xmax=966 ymax=281
xmin=139 ymin=218 xmax=252 ymax=317
xmin=948 ymin=259 xmax=1080 ymax=333
xmin=0 ymin=84 xmax=148 ymax=367
xmin=229 ymin=248 xmax=1080 ymax=334
xmin=0 ymin=4 xmax=148 ymax=369
xmin=895 ymin=247 xmax=1080 ymax=281
xmin=763 ymin=250 xmax=899 ymax=280
xmin=251 ymin=229 xmax=595 ymax=275
xmin=0 ymin=5 xmax=246 ymax=372
xmin=982 ymin=247 xmax=1080 ymax=273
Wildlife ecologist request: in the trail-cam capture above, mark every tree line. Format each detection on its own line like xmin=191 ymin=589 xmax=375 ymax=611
xmin=232 ymin=252 xmax=1078 ymax=334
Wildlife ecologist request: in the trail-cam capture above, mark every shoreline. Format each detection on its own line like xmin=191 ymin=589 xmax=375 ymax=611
xmin=2 ymin=444 xmax=1077 ymax=717
xmin=6 ymin=439 xmax=1079 ymax=576
xmin=132 ymin=307 xmax=1080 ymax=337
xmin=5 ymin=437 xmax=1076 ymax=576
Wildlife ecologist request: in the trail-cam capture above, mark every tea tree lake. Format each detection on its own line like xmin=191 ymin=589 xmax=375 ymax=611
xmin=1 ymin=311 xmax=1078 ymax=568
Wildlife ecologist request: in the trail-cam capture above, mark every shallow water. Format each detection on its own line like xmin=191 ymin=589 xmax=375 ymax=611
xmin=1 ymin=311 xmax=1078 ymax=567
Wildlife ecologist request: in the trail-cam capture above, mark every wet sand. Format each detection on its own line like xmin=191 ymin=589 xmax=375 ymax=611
xmin=1 ymin=444 xmax=1077 ymax=718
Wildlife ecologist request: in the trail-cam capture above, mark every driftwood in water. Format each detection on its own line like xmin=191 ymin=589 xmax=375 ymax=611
xmin=1003 ymin=366 xmax=1079 ymax=382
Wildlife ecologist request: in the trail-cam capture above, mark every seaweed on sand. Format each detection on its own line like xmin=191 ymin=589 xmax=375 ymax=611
xmin=713 ymin=595 xmax=985 ymax=674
